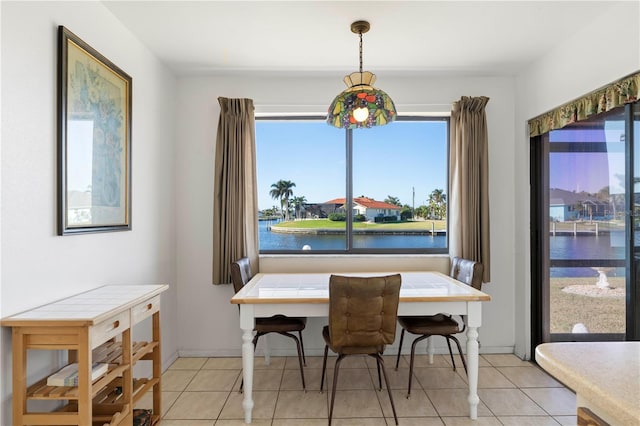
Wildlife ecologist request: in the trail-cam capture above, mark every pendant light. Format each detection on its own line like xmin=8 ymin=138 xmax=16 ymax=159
xmin=327 ymin=20 xmax=397 ymax=129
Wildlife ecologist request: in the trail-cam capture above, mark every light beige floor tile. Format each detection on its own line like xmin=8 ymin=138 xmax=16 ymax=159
xmin=272 ymin=419 xmax=327 ymax=426
xmin=326 ymin=368 xmax=375 ymax=390
xmin=369 ymin=367 xmax=415 ymax=390
xmin=521 ymin=387 xmax=576 ymax=416
xmin=215 ymin=420 xmax=271 ymax=426
xmin=377 ymin=388 xmax=438 ymax=418
xmin=331 ymin=389 xmax=384 ymax=419
xmin=414 ymin=367 xmax=468 ymax=389
xmin=553 ymin=415 xmax=577 ymax=425
xmin=324 ymin=354 xmax=368 ymax=368
xmin=186 ymin=369 xmax=241 ymax=391
xmin=441 ymin=416 xmax=502 ymax=425
xmin=457 ymin=366 xmax=516 ymax=388
xmin=158 ymin=420 xmax=214 ymax=426
xmin=442 ymin=353 xmax=491 ymax=369
xmin=161 ymin=369 xmax=198 ymax=391
xmin=332 ymin=419 xmax=387 ymax=426
xmin=425 ymin=389 xmax=493 ymax=417
xmin=498 ymin=416 xmax=562 ymax=425
xmin=203 ymin=357 xmax=243 ymax=370
xmin=253 ymin=369 xmax=284 ymax=390
xmin=364 ymin=354 xmax=406 ymax=369
xmin=477 ymin=388 xmax=547 ymax=416
xmin=483 ymin=354 xmax=531 ymax=367
xmin=218 ymin=390 xmax=277 ymax=419
xmin=280 ymin=367 xmax=322 ymax=391
xmin=497 ymin=366 xmax=563 ymax=388
xmin=163 ymin=391 xmax=228 ymax=419
xmin=286 ymin=355 xmax=326 ymax=369
xmin=386 ymin=417 xmax=444 ymax=425
xmin=253 ymin=355 xmax=287 ymax=370
xmin=274 ymin=390 xmax=328 ymax=418
xmin=168 ymin=357 xmax=207 ymax=370
xmin=135 ymin=390 xmax=181 ymax=416
xmin=404 ymin=354 xmax=452 ymax=368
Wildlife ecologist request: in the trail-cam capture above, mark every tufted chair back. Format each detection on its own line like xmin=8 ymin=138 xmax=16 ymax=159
xmin=230 ymin=257 xmax=253 ymax=294
xmin=450 ymin=257 xmax=483 ymax=290
xmin=327 ymin=274 xmax=401 ymax=351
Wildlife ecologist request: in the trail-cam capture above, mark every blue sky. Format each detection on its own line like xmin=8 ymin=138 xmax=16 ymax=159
xmin=549 ymin=119 xmax=626 ymax=195
xmin=256 ymin=119 xmax=448 ymax=210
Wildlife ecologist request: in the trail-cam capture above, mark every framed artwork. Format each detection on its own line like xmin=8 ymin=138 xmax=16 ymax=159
xmin=57 ymin=26 xmax=132 ymax=235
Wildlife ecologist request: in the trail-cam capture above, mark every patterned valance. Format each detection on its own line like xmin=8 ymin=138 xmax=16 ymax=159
xmin=528 ymin=71 xmax=640 ymax=137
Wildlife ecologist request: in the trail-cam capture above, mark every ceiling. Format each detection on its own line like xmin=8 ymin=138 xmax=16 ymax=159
xmin=102 ymin=1 xmax=618 ymax=77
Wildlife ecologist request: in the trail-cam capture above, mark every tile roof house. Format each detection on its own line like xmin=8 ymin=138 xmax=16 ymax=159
xmin=325 ymin=197 xmax=401 ymax=221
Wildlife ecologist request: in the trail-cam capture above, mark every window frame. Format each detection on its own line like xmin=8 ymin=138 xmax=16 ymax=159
xmin=256 ymin=115 xmax=450 ymax=255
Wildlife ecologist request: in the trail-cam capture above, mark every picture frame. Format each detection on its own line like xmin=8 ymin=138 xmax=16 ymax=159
xmin=57 ymin=26 xmax=132 ymax=235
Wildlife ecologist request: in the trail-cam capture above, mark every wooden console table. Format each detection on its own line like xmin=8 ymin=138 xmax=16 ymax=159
xmin=1 ymin=284 xmax=168 ymax=426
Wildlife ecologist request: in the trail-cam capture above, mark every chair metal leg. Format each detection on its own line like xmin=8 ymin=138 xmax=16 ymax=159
xmin=448 ymin=335 xmax=468 ymax=375
xmin=407 ymin=334 xmax=430 ymax=398
xmin=375 ymin=353 xmax=399 ymax=426
xmin=279 ymin=331 xmax=306 ymax=390
xmin=376 ymin=357 xmax=382 ymax=391
xmin=298 ymin=330 xmax=306 ymax=366
xmin=328 ymin=354 xmax=346 ymax=426
xmin=445 ymin=336 xmax=457 ymax=370
xmin=395 ymin=328 xmax=405 ymax=370
xmin=320 ymin=345 xmax=329 ymax=392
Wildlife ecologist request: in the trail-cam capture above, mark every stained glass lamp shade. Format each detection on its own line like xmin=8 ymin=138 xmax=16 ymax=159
xmin=327 ymin=21 xmax=397 ymax=129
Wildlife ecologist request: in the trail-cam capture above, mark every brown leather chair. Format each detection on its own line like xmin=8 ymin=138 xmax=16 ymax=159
xmin=395 ymin=257 xmax=483 ymax=397
xmin=230 ymin=257 xmax=307 ymax=390
xmin=320 ymin=274 xmax=402 ymax=426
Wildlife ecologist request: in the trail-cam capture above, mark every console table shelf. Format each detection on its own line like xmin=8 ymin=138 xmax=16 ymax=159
xmin=1 ymin=284 xmax=168 ymax=426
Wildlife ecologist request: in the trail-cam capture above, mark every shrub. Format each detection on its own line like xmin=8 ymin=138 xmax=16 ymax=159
xmin=354 ymin=214 xmax=366 ymax=222
xmin=328 ymin=213 xmax=346 ymax=221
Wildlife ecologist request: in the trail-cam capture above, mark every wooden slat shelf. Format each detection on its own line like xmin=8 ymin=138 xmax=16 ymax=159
xmin=26 ymin=364 xmax=129 ymax=400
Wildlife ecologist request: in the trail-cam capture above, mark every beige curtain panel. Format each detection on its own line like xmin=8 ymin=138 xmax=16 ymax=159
xmin=449 ymin=96 xmax=491 ymax=283
xmin=529 ymin=71 xmax=640 ymax=137
xmin=212 ymin=97 xmax=259 ymax=285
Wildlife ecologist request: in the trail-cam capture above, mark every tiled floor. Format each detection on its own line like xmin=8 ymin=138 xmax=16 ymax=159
xmin=138 ymin=353 xmax=577 ymax=425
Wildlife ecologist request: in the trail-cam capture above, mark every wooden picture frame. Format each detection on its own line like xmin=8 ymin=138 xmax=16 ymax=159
xmin=57 ymin=26 xmax=132 ymax=235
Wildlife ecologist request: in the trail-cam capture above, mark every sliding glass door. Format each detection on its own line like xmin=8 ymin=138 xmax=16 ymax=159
xmin=531 ymin=104 xmax=639 ymax=350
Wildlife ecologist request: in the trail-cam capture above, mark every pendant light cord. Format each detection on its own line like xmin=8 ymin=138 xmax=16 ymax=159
xmin=359 ymin=31 xmax=363 ymax=74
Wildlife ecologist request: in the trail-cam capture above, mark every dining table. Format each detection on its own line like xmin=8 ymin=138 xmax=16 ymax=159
xmin=230 ymin=270 xmax=491 ymax=424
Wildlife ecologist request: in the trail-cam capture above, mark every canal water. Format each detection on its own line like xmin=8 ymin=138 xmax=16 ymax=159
xmin=259 ymin=220 xmax=626 ymax=278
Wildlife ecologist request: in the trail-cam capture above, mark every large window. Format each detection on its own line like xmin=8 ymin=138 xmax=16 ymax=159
xmin=256 ymin=116 xmax=449 ymax=253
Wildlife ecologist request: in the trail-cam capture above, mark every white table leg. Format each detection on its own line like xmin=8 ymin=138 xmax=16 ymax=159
xmin=466 ymin=326 xmax=480 ymax=419
xmin=466 ymin=302 xmax=482 ymax=420
xmin=427 ymin=336 xmax=435 ymax=364
xmin=240 ymin=305 xmax=255 ymax=424
xmin=263 ymin=333 xmax=271 ymax=365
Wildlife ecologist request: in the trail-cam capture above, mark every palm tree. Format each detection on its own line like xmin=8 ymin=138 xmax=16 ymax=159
xmin=384 ymin=195 xmax=402 ymax=206
xmin=290 ymin=196 xmax=307 ymax=219
xmin=269 ymin=180 xmax=296 ymax=220
xmin=428 ymin=189 xmax=447 ymax=219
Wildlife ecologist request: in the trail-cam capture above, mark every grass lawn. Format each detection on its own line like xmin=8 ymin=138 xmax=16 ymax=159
xmin=550 ymin=277 xmax=625 ymax=334
xmin=272 ymin=219 xmax=446 ymax=231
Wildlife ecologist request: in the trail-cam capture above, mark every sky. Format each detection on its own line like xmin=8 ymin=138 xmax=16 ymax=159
xmin=548 ymin=119 xmax=626 ymax=195
xmin=255 ymin=119 xmax=448 ymax=210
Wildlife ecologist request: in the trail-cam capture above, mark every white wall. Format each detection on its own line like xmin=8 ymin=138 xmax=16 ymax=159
xmin=175 ymin=73 xmax=516 ymax=357
xmin=514 ymin=2 xmax=640 ymax=358
xmin=0 ymin=2 xmax=179 ymax=423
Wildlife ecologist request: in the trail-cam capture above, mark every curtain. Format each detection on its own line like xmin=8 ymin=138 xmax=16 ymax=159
xmin=529 ymin=71 xmax=640 ymax=137
xmin=449 ymin=96 xmax=491 ymax=283
xmin=212 ymin=97 xmax=259 ymax=285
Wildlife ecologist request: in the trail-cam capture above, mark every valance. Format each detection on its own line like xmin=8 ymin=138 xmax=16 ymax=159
xmin=528 ymin=71 xmax=640 ymax=137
